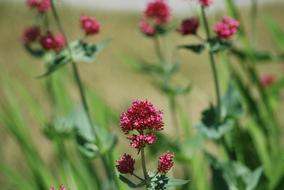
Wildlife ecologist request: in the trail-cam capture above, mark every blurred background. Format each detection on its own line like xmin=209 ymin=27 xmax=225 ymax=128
xmin=0 ymin=0 xmax=284 ymax=189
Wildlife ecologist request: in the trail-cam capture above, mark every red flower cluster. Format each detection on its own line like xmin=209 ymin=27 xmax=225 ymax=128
xmin=128 ymin=133 xmax=157 ymax=149
xmin=177 ymin=17 xmax=199 ymax=36
xmin=116 ymin=154 xmax=135 ymax=174
xmin=80 ymin=16 xmax=101 ymax=36
xmin=26 ymin=0 xmax=51 ymax=13
xmin=214 ymin=16 xmax=239 ymax=39
xmin=40 ymin=32 xmax=66 ymax=52
xmin=120 ymin=100 xmax=164 ymax=135
xmin=50 ymin=184 xmax=67 ymax=190
xmin=21 ymin=26 xmax=41 ymax=44
xmin=145 ymin=0 xmax=171 ymax=25
xmin=199 ymin=0 xmax=213 ymax=7
xmin=157 ymin=151 xmax=174 ymax=173
xmin=116 ymin=100 xmax=174 ymax=177
xmin=139 ymin=0 xmax=171 ymax=37
xmin=260 ymin=74 xmax=276 ymax=87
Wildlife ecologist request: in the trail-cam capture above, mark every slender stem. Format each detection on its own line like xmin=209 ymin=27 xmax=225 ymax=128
xmin=154 ymin=36 xmax=164 ymax=61
xmin=201 ymin=6 xmax=221 ymax=122
xmin=50 ymin=0 xmax=117 ymax=186
xmin=141 ymin=148 xmax=148 ymax=180
xmin=169 ymin=96 xmax=180 ymax=138
xmin=133 ymin=173 xmax=144 ymax=181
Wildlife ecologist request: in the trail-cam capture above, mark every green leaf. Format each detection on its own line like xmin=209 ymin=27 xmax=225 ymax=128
xmin=119 ymin=175 xmax=141 ymax=188
xmin=230 ymin=47 xmax=284 ymax=62
xmin=38 ymin=51 xmax=71 ymax=77
xmin=166 ymin=178 xmax=190 ymax=187
xmin=73 ymin=38 xmax=111 ymax=63
xmin=178 ymin=44 xmax=205 ymax=54
xmin=196 ymin=118 xmax=234 ymax=139
xmin=76 ymin=133 xmax=100 ymax=159
xmin=206 ymin=153 xmax=263 ymax=190
xmin=24 ymin=44 xmax=45 ymax=58
xmin=208 ymin=37 xmax=232 ymax=53
xmin=221 ymin=81 xmax=243 ymax=118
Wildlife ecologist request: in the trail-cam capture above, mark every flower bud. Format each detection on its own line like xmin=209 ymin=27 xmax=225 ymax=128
xmin=116 ymin=154 xmax=135 ymax=174
xmin=214 ymin=16 xmax=239 ymax=39
xmin=157 ymin=151 xmax=174 ymax=173
xmin=80 ymin=16 xmax=101 ymax=36
xmin=177 ymin=17 xmax=199 ymax=36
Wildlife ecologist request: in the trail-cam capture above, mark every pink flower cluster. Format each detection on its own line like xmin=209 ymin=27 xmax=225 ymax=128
xmin=199 ymin=0 xmax=213 ymax=7
xmin=177 ymin=17 xmax=199 ymax=36
xmin=214 ymin=16 xmax=240 ymax=39
xmin=145 ymin=0 xmax=171 ymax=25
xmin=157 ymin=151 xmax=174 ymax=173
xmin=116 ymin=100 xmax=174 ymax=175
xmin=120 ymin=100 xmax=164 ymax=134
xmin=80 ymin=16 xmax=101 ymax=36
xmin=260 ymin=74 xmax=276 ymax=87
xmin=116 ymin=154 xmax=135 ymax=174
xmin=139 ymin=0 xmax=171 ymax=37
xmin=40 ymin=32 xmax=66 ymax=52
xmin=127 ymin=133 xmax=157 ymax=149
xmin=21 ymin=26 xmax=41 ymax=44
xmin=50 ymin=184 xmax=67 ymax=190
xmin=26 ymin=0 xmax=51 ymax=13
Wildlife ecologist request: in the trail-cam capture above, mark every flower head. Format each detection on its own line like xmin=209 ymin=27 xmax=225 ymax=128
xmin=139 ymin=18 xmax=156 ymax=36
xmin=53 ymin=33 xmax=66 ymax=52
xmin=199 ymin=0 xmax=213 ymax=7
xmin=177 ymin=17 xmax=199 ymax=36
xmin=128 ymin=133 xmax=157 ymax=149
xmin=26 ymin=0 xmax=51 ymax=13
xmin=214 ymin=16 xmax=239 ymax=39
xmin=145 ymin=0 xmax=171 ymax=25
xmin=116 ymin=154 xmax=135 ymax=174
xmin=21 ymin=26 xmax=41 ymax=44
xmin=120 ymin=100 xmax=164 ymax=134
xmin=80 ymin=16 xmax=101 ymax=36
xmin=40 ymin=32 xmax=55 ymax=50
xmin=157 ymin=151 xmax=174 ymax=173
xmin=40 ymin=32 xmax=65 ymax=52
xmin=261 ymin=74 xmax=276 ymax=87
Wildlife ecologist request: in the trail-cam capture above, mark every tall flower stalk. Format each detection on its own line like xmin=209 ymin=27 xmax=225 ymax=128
xmin=49 ymin=0 xmax=118 ymax=188
xmin=200 ymin=6 xmax=221 ymax=122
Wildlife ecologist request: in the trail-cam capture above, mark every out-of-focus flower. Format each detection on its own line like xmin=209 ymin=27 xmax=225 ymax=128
xmin=128 ymin=133 xmax=157 ymax=149
xmin=120 ymin=100 xmax=164 ymax=134
xmin=261 ymin=74 xmax=276 ymax=87
xmin=80 ymin=16 xmax=101 ymax=35
xmin=40 ymin=32 xmax=56 ymax=50
xmin=157 ymin=151 xmax=174 ymax=173
xmin=177 ymin=17 xmax=199 ymax=36
xmin=116 ymin=154 xmax=135 ymax=174
xmin=37 ymin=0 xmax=51 ymax=13
xmin=145 ymin=0 xmax=171 ymax=25
xmin=26 ymin=0 xmax=51 ymax=13
xmin=139 ymin=18 xmax=156 ymax=36
xmin=199 ymin=0 xmax=213 ymax=7
xmin=53 ymin=33 xmax=66 ymax=52
xmin=21 ymin=26 xmax=41 ymax=44
xmin=214 ymin=16 xmax=239 ymax=39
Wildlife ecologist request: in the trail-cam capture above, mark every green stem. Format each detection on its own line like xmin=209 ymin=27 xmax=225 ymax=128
xmin=201 ymin=6 xmax=221 ymax=122
xmin=154 ymin=36 xmax=164 ymax=61
xmin=141 ymin=148 xmax=148 ymax=180
xmin=50 ymin=0 xmax=118 ymax=187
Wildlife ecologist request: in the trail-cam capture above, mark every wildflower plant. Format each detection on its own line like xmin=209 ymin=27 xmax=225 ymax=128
xmin=116 ymin=100 xmax=189 ymax=189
